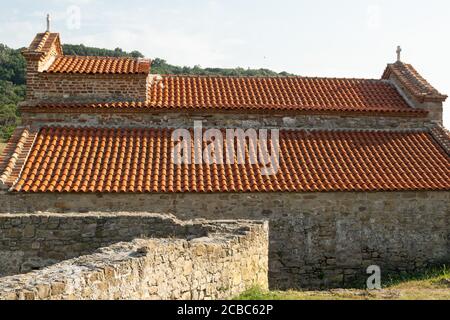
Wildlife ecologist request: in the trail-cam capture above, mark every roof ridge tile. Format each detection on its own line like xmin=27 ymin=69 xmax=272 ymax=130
xmin=0 ymin=127 xmax=38 ymax=190
xmin=429 ymin=125 xmax=450 ymax=156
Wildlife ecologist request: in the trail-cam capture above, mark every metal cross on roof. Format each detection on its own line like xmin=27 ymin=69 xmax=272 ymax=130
xmin=396 ymin=46 xmax=402 ymax=62
xmin=46 ymin=14 xmax=51 ymax=32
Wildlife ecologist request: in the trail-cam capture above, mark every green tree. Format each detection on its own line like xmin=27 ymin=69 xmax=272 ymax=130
xmin=0 ymin=80 xmax=24 ymax=141
xmin=150 ymin=58 xmax=293 ymax=76
xmin=62 ymin=44 xmax=144 ymax=58
xmin=0 ymin=44 xmax=26 ymax=85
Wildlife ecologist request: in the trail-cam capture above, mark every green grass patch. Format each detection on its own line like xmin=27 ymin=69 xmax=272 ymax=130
xmin=235 ymin=265 xmax=450 ymax=300
xmin=383 ymin=265 xmax=449 ymax=288
xmin=234 ymin=287 xmax=369 ymax=300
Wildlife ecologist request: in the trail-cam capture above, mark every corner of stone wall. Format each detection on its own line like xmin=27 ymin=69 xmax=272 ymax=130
xmin=0 ymin=216 xmax=269 ymax=300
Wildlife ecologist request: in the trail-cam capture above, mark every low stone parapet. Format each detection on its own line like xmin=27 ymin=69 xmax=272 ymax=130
xmin=0 ymin=217 xmax=268 ymax=300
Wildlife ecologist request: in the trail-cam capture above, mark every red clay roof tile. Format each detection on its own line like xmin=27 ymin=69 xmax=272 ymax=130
xmin=8 ymin=127 xmax=450 ymax=193
xmin=44 ymin=56 xmax=151 ymax=74
xmin=146 ymin=76 xmax=418 ymax=113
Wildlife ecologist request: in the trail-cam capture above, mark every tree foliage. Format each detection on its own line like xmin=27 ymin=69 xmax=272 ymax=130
xmin=62 ymin=44 xmax=145 ymax=58
xmin=0 ymin=44 xmax=26 ymax=85
xmin=150 ymin=58 xmax=293 ymax=76
xmin=0 ymin=80 xmax=24 ymax=140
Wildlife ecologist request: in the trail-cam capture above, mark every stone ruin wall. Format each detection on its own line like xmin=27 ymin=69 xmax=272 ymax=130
xmin=0 ymin=213 xmax=204 ymax=276
xmin=0 ymin=213 xmax=268 ymax=300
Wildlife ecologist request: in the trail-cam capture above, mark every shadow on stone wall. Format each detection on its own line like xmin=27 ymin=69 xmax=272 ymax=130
xmin=0 ymin=213 xmax=208 ymax=277
xmin=0 ymin=217 xmax=269 ymax=300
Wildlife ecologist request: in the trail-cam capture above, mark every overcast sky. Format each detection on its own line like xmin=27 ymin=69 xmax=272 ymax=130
xmin=1 ymin=0 xmax=449 ymax=127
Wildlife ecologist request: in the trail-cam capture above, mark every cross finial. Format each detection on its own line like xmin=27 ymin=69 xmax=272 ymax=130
xmin=396 ymin=45 xmax=402 ymax=62
xmin=46 ymin=14 xmax=51 ymax=32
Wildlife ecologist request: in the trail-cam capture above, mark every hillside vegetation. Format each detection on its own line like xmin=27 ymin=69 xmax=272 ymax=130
xmin=0 ymin=43 xmax=293 ymax=141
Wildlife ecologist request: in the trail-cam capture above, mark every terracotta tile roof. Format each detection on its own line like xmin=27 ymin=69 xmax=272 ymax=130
xmin=22 ymin=75 xmax=428 ymax=116
xmin=6 ymin=127 xmax=449 ymax=193
xmin=146 ymin=75 xmax=417 ymax=113
xmin=22 ymin=32 xmax=63 ymax=58
xmin=44 ymin=56 xmax=151 ymax=74
xmin=382 ymin=62 xmax=447 ymax=103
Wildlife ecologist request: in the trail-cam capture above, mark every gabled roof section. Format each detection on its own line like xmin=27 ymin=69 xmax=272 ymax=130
xmin=22 ymin=32 xmax=150 ymax=74
xmin=21 ymin=75 xmax=428 ymax=116
xmin=44 ymin=56 xmax=151 ymax=74
xmin=147 ymin=75 xmax=416 ymax=113
xmin=5 ymin=126 xmax=450 ymax=193
xmin=22 ymin=32 xmax=63 ymax=59
xmin=382 ymin=62 xmax=447 ymax=103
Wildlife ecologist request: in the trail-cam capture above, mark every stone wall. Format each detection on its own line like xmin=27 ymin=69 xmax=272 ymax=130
xmin=25 ymin=73 xmax=149 ymax=103
xmin=1 ymin=191 xmax=448 ymax=289
xmin=20 ymin=109 xmax=430 ymax=131
xmin=0 ymin=215 xmax=269 ymax=300
xmin=0 ymin=213 xmax=206 ymax=276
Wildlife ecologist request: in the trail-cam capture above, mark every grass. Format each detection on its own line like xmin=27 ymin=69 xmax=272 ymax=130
xmin=0 ymin=142 xmax=5 ymax=154
xmin=236 ymin=266 xmax=450 ymax=300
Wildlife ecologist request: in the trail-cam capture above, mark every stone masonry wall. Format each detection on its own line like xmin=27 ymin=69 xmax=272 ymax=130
xmin=0 ymin=213 xmax=205 ymax=276
xmin=25 ymin=73 xmax=149 ymax=103
xmin=21 ymin=110 xmax=431 ymax=131
xmin=0 ymin=191 xmax=448 ymax=289
xmin=0 ymin=215 xmax=269 ymax=300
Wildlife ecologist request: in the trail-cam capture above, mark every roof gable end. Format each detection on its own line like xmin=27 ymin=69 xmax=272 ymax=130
xmin=382 ymin=62 xmax=447 ymax=103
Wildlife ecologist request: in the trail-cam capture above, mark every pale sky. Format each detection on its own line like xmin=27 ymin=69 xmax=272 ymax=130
xmin=1 ymin=0 xmax=449 ymax=127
